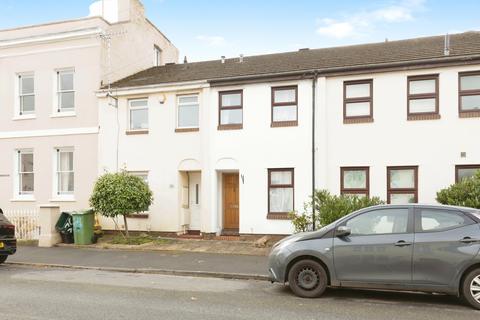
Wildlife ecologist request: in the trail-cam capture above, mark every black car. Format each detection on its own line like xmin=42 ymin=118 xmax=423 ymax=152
xmin=0 ymin=209 xmax=16 ymax=264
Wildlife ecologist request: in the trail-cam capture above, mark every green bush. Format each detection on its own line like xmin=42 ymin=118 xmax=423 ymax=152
xmin=289 ymin=190 xmax=384 ymax=233
xmin=436 ymin=171 xmax=480 ymax=209
xmin=89 ymin=171 xmax=153 ymax=238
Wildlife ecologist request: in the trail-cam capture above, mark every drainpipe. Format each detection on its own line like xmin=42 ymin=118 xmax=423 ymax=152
xmin=311 ymin=71 xmax=318 ymax=231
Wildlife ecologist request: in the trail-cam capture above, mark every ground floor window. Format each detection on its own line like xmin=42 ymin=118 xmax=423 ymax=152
xmin=268 ymin=168 xmax=294 ymax=218
xmin=55 ymin=148 xmax=74 ymax=195
xmin=456 ymin=165 xmax=480 ymax=182
xmin=340 ymin=167 xmax=369 ymax=197
xmin=16 ymin=149 xmax=34 ymax=195
xmin=387 ymin=166 xmax=418 ymax=204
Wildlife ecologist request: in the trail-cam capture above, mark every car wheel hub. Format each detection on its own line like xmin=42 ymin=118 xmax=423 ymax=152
xmin=297 ymin=268 xmax=319 ymax=290
xmin=471 ymin=275 xmax=480 ymax=303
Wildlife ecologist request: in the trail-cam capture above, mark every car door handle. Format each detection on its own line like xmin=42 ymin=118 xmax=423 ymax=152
xmin=459 ymin=237 xmax=480 ymax=244
xmin=394 ymin=240 xmax=412 ymax=247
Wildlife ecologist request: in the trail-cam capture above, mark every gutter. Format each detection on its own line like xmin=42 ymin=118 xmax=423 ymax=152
xmin=96 ymin=80 xmax=209 ymax=97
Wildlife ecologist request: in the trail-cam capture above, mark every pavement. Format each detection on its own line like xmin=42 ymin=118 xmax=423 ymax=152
xmin=0 ymin=264 xmax=478 ymax=320
xmin=7 ymin=246 xmax=269 ymax=280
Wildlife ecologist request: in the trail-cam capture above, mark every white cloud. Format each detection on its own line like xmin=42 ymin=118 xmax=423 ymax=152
xmin=316 ymin=0 xmax=426 ymax=39
xmin=196 ymin=35 xmax=226 ymax=46
xmin=317 ymin=19 xmax=357 ymax=39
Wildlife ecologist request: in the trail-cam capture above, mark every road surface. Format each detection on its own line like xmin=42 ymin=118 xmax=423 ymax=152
xmin=0 ymin=265 xmax=478 ymax=320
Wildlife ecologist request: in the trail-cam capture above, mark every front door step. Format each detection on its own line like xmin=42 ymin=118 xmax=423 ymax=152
xmin=221 ymin=228 xmax=239 ymax=236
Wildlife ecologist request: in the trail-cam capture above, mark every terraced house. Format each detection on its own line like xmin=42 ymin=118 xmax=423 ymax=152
xmin=1 ymin=1 xmax=479 ymax=237
xmin=0 ymin=0 xmax=178 ymax=213
xmin=97 ymin=32 xmax=480 ymax=236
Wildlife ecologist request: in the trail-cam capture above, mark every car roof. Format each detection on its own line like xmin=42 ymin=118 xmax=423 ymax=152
xmin=366 ymin=203 xmax=478 ymax=212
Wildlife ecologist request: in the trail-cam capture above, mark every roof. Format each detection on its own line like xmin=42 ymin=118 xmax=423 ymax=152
xmin=109 ymin=31 xmax=480 ymax=89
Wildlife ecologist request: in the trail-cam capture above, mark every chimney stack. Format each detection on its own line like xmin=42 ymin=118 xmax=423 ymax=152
xmin=239 ymin=54 xmax=244 ymax=63
xmin=221 ymin=56 xmax=226 ymax=64
xmin=184 ymin=56 xmax=188 ymax=64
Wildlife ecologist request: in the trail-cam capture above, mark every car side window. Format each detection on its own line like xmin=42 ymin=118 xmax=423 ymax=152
xmin=417 ymin=209 xmax=473 ymax=232
xmin=345 ymin=208 xmax=409 ymax=236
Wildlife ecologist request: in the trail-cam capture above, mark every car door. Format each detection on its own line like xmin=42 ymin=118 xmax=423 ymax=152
xmin=333 ymin=207 xmax=414 ymax=284
xmin=412 ymin=207 xmax=480 ymax=286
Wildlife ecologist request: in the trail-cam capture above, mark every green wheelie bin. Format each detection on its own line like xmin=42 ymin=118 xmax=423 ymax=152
xmin=72 ymin=210 xmax=95 ymax=245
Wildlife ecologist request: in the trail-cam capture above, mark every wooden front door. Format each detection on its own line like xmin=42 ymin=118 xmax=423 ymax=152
xmin=223 ymin=173 xmax=239 ymax=230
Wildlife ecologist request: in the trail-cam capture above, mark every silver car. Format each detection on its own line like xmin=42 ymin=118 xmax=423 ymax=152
xmin=268 ymin=204 xmax=480 ymax=309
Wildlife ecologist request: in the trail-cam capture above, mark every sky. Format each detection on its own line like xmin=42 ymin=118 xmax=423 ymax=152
xmin=0 ymin=0 xmax=479 ymax=62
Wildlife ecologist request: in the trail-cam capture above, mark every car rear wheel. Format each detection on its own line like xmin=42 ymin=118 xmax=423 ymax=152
xmin=288 ymin=259 xmax=327 ymax=298
xmin=0 ymin=255 xmax=7 ymax=264
xmin=462 ymin=268 xmax=480 ymax=310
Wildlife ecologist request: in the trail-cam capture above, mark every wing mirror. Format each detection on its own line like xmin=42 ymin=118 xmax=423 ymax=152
xmin=336 ymin=226 xmax=351 ymax=237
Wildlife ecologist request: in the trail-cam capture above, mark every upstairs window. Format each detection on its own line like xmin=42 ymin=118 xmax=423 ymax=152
xmin=343 ymin=79 xmax=373 ymax=123
xmin=387 ymin=166 xmax=418 ymax=204
xmin=407 ymin=74 xmax=439 ymax=120
xmin=19 ymin=74 xmax=35 ymax=115
xmin=17 ymin=150 xmax=34 ymax=195
xmin=154 ymin=45 xmax=162 ymax=67
xmin=459 ymin=71 xmax=480 ymax=117
xmin=128 ymin=99 xmax=149 ymax=132
xmin=177 ymin=95 xmax=199 ymax=131
xmin=218 ymin=90 xmax=243 ymax=130
xmin=271 ymin=86 xmax=298 ymax=127
xmin=341 ymin=167 xmax=369 ymax=197
xmin=57 ymin=69 xmax=75 ymax=113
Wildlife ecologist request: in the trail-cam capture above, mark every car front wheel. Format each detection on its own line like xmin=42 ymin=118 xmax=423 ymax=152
xmin=462 ymin=268 xmax=480 ymax=310
xmin=288 ymin=259 xmax=327 ymax=298
xmin=0 ymin=255 xmax=7 ymax=264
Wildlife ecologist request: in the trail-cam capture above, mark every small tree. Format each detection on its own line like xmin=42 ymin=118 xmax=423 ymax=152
xmin=89 ymin=171 xmax=153 ymax=238
xmin=289 ymin=190 xmax=384 ymax=233
xmin=436 ymin=171 xmax=480 ymax=209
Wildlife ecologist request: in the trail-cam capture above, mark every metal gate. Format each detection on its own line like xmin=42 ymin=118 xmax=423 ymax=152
xmin=3 ymin=209 xmax=40 ymax=240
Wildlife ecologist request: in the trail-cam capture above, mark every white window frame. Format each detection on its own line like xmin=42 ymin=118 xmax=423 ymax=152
xmin=128 ymin=171 xmax=149 ymax=185
xmin=128 ymin=99 xmax=149 ymax=131
xmin=52 ymin=147 xmax=75 ymax=201
xmin=18 ymin=73 xmax=35 ymax=117
xmin=176 ymin=94 xmax=200 ymax=129
xmin=154 ymin=46 xmax=162 ymax=67
xmin=128 ymin=171 xmax=150 ymax=212
xmin=13 ymin=149 xmax=35 ymax=201
xmin=54 ymin=68 xmax=75 ymax=115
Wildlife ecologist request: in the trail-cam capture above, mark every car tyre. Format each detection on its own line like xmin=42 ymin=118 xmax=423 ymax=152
xmin=288 ymin=259 xmax=327 ymax=298
xmin=0 ymin=255 xmax=7 ymax=264
xmin=462 ymin=268 xmax=480 ymax=310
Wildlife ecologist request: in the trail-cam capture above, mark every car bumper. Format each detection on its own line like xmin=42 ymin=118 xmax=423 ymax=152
xmin=0 ymin=238 xmax=17 ymax=255
xmin=268 ymin=246 xmax=291 ymax=283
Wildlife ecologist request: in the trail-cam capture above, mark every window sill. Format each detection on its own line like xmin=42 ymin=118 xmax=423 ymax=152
xmin=12 ymin=114 xmax=36 ymax=121
xmin=407 ymin=113 xmax=441 ymax=121
xmin=343 ymin=117 xmax=374 ymax=124
xmin=218 ymin=124 xmax=243 ymax=131
xmin=49 ymin=197 xmax=76 ymax=202
xmin=175 ymin=127 xmax=199 ymax=133
xmin=266 ymin=213 xmax=292 ymax=220
xmin=50 ymin=111 xmax=76 ymax=118
xmin=126 ymin=213 xmax=149 ymax=219
xmin=459 ymin=110 xmax=480 ymax=118
xmin=10 ymin=197 xmax=36 ymax=202
xmin=126 ymin=129 xmax=149 ymax=135
xmin=271 ymin=121 xmax=298 ymax=128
